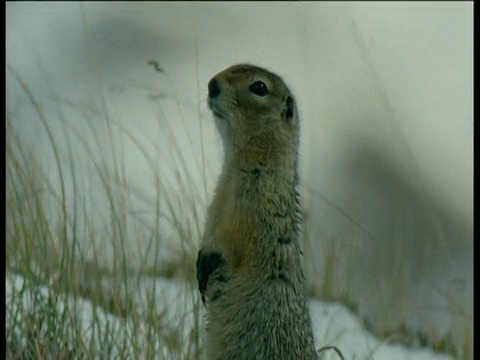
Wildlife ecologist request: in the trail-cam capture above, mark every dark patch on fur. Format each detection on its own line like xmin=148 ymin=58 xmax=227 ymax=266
xmin=284 ymin=96 xmax=294 ymax=121
xmin=268 ymin=269 xmax=289 ymax=283
xmin=196 ymin=250 xmax=225 ymax=305
xmin=240 ymin=168 xmax=262 ymax=180
xmin=278 ymin=237 xmax=292 ymax=244
xmin=215 ymin=274 xmax=227 ymax=283
xmin=211 ymin=290 xmax=224 ymax=302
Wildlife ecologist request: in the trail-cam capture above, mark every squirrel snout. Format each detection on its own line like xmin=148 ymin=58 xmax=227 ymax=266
xmin=208 ymin=78 xmax=221 ymax=98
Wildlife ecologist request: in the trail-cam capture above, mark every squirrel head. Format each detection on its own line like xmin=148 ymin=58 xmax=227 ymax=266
xmin=207 ymin=64 xmax=299 ymax=167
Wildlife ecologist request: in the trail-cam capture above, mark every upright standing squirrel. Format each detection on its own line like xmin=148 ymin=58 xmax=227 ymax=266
xmin=197 ymin=64 xmax=317 ymax=359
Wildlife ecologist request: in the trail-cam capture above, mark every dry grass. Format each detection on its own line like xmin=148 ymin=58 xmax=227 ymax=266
xmin=6 ymin=68 xmax=204 ymax=359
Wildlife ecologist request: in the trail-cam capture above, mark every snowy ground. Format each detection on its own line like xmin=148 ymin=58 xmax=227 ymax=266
xmin=6 ymin=272 xmax=453 ymax=360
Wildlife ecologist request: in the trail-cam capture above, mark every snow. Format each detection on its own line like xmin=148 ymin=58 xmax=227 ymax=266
xmin=309 ymin=301 xmax=453 ymax=360
xmin=6 ymin=272 xmax=453 ymax=360
xmin=5 ymin=272 xmax=198 ymax=358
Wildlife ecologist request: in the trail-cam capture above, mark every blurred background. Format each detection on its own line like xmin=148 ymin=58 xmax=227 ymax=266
xmin=6 ymin=2 xmax=472 ymax=359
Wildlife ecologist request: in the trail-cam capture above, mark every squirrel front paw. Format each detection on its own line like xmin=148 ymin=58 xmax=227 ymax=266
xmin=196 ymin=249 xmax=226 ymax=306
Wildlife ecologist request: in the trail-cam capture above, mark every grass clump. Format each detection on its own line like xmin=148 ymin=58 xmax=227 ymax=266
xmin=6 ymin=67 xmax=205 ymax=359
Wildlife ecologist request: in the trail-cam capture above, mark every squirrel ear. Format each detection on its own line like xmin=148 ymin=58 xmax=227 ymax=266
xmin=283 ymin=96 xmax=295 ymax=122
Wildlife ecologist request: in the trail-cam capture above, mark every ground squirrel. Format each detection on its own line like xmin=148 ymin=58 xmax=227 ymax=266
xmin=197 ymin=64 xmax=317 ymax=359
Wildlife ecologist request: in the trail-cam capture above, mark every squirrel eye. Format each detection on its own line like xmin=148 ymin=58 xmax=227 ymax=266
xmin=249 ymin=81 xmax=268 ymax=97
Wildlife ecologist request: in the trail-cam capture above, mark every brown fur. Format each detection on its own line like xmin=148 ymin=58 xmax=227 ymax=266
xmin=197 ymin=64 xmax=317 ymax=359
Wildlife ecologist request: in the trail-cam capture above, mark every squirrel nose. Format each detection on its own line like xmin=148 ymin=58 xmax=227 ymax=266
xmin=208 ymin=78 xmax=221 ymax=98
